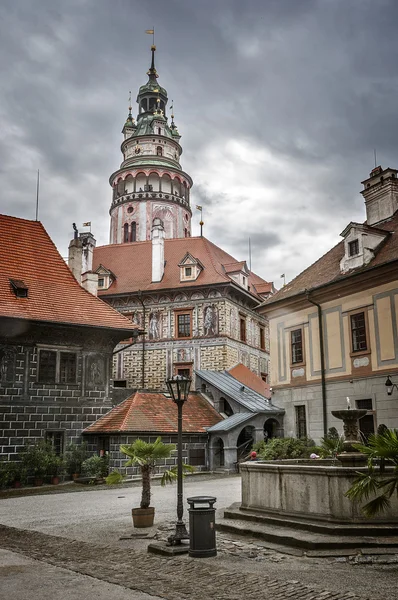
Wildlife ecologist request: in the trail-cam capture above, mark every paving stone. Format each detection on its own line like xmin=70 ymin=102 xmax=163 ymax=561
xmin=0 ymin=524 xmax=372 ymax=600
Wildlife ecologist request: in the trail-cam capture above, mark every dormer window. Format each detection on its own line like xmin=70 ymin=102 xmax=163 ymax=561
xmin=348 ymin=239 xmax=359 ymax=257
xmin=10 ymin=279 xmax=28 ymax=298
xmin=178 ymin=252 xmax=204 ymax=282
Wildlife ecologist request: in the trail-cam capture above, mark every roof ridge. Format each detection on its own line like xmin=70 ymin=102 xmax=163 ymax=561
xmin=120 ymin=391 xmax=138 ymax=430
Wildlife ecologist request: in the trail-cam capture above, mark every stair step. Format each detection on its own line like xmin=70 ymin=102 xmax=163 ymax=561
xmin=223 ymin=503 xmax=398 ymax=537
xmin=217 ymin=517 xmax=398 ymax=551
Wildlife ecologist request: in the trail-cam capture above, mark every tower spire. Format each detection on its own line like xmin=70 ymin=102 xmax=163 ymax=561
xmin=147 ymin=44 xmax=158 ymax=82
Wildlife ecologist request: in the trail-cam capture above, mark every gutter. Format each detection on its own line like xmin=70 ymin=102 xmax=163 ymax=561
xmin=306 ymin=292 xmax=327 ymax=436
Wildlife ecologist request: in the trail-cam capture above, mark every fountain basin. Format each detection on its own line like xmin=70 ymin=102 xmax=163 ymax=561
xmin=240 ymin=461 xmax=398 ymax=523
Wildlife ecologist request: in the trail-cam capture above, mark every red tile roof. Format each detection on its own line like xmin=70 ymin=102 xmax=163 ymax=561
xmin=93 ymin=236 xmax=271 ymax=299
xmin=83 ymin=391 xmax=223 ymax=434
xmin=264 ymin=212 xmax=398 ymax=307
xmin=223 ymin=261 xmax=247 ymax=274
xmin=0 ymin=214 xmax=138 ymax=331
xmin=228 ymin=363 xmax=270 ymax=398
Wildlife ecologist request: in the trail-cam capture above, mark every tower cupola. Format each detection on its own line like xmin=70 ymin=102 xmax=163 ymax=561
xmin=109 ymin=46 xmax=193 ymax=245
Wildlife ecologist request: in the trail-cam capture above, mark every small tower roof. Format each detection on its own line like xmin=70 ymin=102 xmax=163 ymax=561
xmin=137 ymin=45 xmax=167 ymax=100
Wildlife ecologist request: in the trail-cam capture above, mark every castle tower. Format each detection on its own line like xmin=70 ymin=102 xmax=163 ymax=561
xmin=109 ymin=45 xmax=193 ymax=244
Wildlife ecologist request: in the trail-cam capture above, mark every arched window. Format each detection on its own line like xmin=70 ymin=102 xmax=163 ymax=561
xmin=158 ymin=128 xmax=161 ymax=135
xmin=156 ymin=146 xmax=163 ymax=156
xmin=123 ymin=223 xmax=129 ymax=243
xmin=184 ymin=228 xmax=188 ymax=238
xmin=130 ymin=222 xmax=136 ymax=242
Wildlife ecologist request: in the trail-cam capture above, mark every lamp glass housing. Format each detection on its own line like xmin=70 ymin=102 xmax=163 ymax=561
xmin=166 ymin=375 xmax=191 ymax=404
xmin=385 ymin=376 xmax=393 ymax=396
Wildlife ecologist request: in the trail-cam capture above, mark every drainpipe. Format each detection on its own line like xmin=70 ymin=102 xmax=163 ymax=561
xmin=306 ymin=292 xmax=328 ymax=436
xmin=137 ymin=290 xmax=146 ymax=390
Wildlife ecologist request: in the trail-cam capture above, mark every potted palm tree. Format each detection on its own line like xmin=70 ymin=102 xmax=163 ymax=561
xmin=107 ymin=437 xmax=194 ymax=528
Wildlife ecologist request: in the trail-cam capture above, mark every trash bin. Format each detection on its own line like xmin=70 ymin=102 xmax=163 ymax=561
xmin=187 ymin=495 xmax=217 ymax=558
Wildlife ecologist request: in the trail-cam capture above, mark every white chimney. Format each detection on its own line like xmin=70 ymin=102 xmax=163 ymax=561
xmin=68 ymin=227 xmax=98 ymax=294
xmin=151 ymin=217 xmax=165 ymax=282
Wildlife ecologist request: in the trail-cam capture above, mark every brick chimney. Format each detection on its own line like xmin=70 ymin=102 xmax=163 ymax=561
xmin=151 ymin=217 xmax=165 ymax=283
xmin=68 ymin=225 xmax=98 ymax=295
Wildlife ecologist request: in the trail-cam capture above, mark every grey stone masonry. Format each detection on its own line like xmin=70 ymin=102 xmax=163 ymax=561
xmin=0 ymin=320 xmax=130 ymax=459
xmin=84 ymin=432 xmax=209 ymax=474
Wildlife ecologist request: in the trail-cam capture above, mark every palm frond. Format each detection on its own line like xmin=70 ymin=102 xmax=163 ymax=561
xmin=345 ymin=472 xmax=379 ymax=502
xmin=160 ymin=464 xmax=196 ymax=487
xmin=361 ymin=494 xmax=391 ymax=518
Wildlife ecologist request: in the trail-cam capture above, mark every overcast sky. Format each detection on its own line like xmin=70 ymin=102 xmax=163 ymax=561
xmin=1 ymin=0 xmax=398 ymax=286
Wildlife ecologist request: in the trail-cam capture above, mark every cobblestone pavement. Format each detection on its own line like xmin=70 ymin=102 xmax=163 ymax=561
xmin=0 ymin=524 xmax=373 ymax=600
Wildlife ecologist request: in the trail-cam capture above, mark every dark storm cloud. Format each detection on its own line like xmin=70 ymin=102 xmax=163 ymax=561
xmin=1 ymin=0 xmax=398 ymax=283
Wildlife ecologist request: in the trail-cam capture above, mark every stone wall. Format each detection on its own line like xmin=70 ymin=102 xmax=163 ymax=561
xmin=84 ymin=432 xmax=209 ymax=474
xmin=240 ymin=461 xmax=398 ymax=523
xmin=0 ymin=322 xmax=119 ymax=459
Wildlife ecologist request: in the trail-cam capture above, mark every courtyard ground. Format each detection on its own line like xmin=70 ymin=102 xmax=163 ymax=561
xmin=0 ymin=474 xmax=397 ymax=600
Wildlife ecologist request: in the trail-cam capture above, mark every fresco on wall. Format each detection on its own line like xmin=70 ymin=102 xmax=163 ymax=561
xmin=204 ymin=305 xmax=218 ymax=336
xmin=86 ymin=355 xmax=105 ymax=388
xmin=149 ymin=312 xmax=162 ymax=339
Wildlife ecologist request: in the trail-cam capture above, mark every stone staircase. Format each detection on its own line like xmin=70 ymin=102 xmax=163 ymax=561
xmin=217 ymin=503 xmax=398 ymax=552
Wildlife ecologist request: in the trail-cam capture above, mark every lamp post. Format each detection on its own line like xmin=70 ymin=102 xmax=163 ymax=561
xmin=165 ymin=374 xmax=191 ymax=545
xmin=385 ymin=375 xmax=398 ymax=396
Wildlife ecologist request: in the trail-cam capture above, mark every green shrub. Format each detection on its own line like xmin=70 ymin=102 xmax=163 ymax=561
xmin=256 ymin=437 xmax=317 ymax=460
xmin=20 ymin=440 xmax=53 ymax=478
xmin=64 ymin=442 xmax=88 ymax=475
xmin=82 ymin=454 xmax=109 ymax=479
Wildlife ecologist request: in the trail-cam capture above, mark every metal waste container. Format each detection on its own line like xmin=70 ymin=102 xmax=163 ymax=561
xmin=187 ymin=495 xmax=217 ymax=558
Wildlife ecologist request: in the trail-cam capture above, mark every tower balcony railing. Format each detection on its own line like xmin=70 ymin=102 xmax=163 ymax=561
xmin=110 ymin=190 xmax=191 ymax=212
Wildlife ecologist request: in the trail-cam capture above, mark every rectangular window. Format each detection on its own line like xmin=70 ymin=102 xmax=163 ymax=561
xmin=348 ymin=239 xmax=359 ymax=256
xmin=240 ymin=317 xmax=246 ymax=342
xmin=176 ymin=368 xmax=191 ymax=378
xmin=38 ymin=350 xmax=57 ymax=383
xmin=38 ymin=349 xmax=78 ymax=384
xmin=60 ymin=352 xmax=77 ymax=383
xmin=260 ymin=327 xmax=265 ymax=350
xmin=177 ymin=313 xmax=191 ymax=338
xmin=189 ymin=448 xmax=206 ymax=466
xmin=295 ymin=405 xmax=307 ymax=438
xmin=291 ymin=329 xmax=303 ymax=364
xmin=350 ymin=312 xmax=367 ymax=352
xmin=98 ymin=278 xmax=104 ymax=287
xmin=185 ymin=267 xmax=192 ymax=277
xmin=45 ymin=431 xmax=65 ymax=456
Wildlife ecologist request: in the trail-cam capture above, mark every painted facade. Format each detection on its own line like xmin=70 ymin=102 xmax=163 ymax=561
xmin=92 ymin=46 xmax=273 ymax=393
xmin=259 ymin=165 xmax=398 ymax=443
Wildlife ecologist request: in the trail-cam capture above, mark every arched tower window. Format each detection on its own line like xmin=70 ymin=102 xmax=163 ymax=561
xmin=184 ymin=228 xmax=188 ymax=238
xmin=158 ymin=128 xmax=161 ymax=135
xmin=130 ymin=222 xmax=136 ymax=242
xmin=123 ymin=223 xmax=129 ymax=243
xmin=156 ymin=146 xmax=163 ymax=156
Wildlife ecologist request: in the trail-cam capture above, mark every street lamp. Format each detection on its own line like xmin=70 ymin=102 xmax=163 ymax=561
xmin=166 ymin=374 xmax=192 ymax=545
xmin=385 ymin=375 xmax=398 ymax=396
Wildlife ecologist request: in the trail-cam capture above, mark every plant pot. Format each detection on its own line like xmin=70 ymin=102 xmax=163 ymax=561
xmin=51 ymin=476 xmax=60 ymax=485
xmin=34 ymin=478 xmax=43 ymax=487
xmin=132 ymin=507 xmax=155 ymax=528
xmin=72 ymin=473 xmax=80 ymax=481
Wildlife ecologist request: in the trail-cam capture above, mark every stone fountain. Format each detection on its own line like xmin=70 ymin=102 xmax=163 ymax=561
xmin=331 ymin=398 xmax=367 ymax=467
xmin=219 ymin=398 xmax=398 ymax=552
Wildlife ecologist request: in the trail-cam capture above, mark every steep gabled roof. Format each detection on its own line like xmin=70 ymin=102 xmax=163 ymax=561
xmin=83 ymin=391 xmax=222 ymax=434
xmin=228 ymin=363 xmax=270 ymax=398
xmin=93 ymin=236 xmax=271 ymax=300
xmin=195 ymin=369 xmax=283 ymax=414
xmin=0 ymin=214 xmax=137 ymax=332
xmin=263 ymin=212 xmax=398 ymax=308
